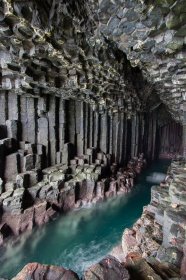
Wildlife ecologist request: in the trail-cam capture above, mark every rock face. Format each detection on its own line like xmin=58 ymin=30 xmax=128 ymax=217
xmin=0 ymin=151 xmax=145 ymax=245
xmin=0 ymin=0 xmax=184 ymax=245
xmin=0 ymin=0 xmax=183 ymax=180
xmin=125 ymin=252 xmax=180 ymax=280
xmin=12 ymin=263 xmax=79 ymax=280
xmin=0 ymin=0 xmax=186 ymax=278
xmin=10 ymin=254 xmax=181 ymax=280
xmin=125 ymin=253 xmax=162 ymax=280
xmin=97 ymin=0 xmax=186 ymax=123
xmin=122 ymin=158 xmax=186 ymax=279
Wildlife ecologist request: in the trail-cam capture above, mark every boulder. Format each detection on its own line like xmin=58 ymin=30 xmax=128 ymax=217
xmin=12 ymin=262 xmax=79 ymax=280
xmin=125 ymin=253 xmax=162 ymax=280
xmin=83 ymin=256 xmax=129 ymax=280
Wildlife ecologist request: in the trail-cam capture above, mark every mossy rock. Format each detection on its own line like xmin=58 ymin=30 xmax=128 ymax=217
xmin=166 ymin=37 xmax=184 ymax=51
xmin=166 ymin=12 xmax=186 ymax=29
xmin=167 ymin=41 xmax=183 ymax=52
xmin=171 ymin=0 xmax=186 ymax=15
xmin=156 ymin=0 xmax=175 ymax=7
xmin=175 ymin=25 xmax=186 ymax=37
xmin=144 ymin=0 xmax=175 ymax=8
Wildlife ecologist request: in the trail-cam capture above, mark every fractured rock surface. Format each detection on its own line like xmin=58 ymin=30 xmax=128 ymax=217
xmin=83 ymin=256 xmax=130 ymax=280
xmin=0 ymin=150 xmax=145 ymax=245
xmin=122 ymin=158 xmax=186 ymax=279
xmin=0 ymin=0 xmax=186 ymax=279
xmin=12 ymin=263 xmax=79 ymax=280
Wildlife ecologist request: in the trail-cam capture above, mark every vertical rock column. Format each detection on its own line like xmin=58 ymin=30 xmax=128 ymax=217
xmin=37 ymin=117 xmax=49 ymax=167
xmin=58 ymin=98 xmax=65 ymax=163
xmin=144 ymin=112 xmax=157 ymax=160
xmin=118 ymin=112 xmax=124 ymax=165
xmin=183 ymin=104 xmax=186 ymax=158
xmin=151 ymin=111 xmax=157 ymax=160
xmin=0 ymin=91 xmax=7 ymax=124
xmin=76 ymin=101 xmax=84 ymax=156
xmin=100 ymin=111 xmax=108 ymax=154
xmin=68 ymin=100 xmax=76 ymax=145
xmin=84 ymin=103 xmax=89 ymax=153
xmin=131 ymin=114 xmax=137 ymax=158
xmin=8 ymin=92 xmax=19 ymax=120
xmin=112 ymin=113 xmax=119 ymax=162
xmin=93 ymin=111 xmax=99 ymax=149
xmin=122 ymin=114 xmax=128 ymax=164
xmin=20 ymin=97 xmax=36 ymax=144
xmin=48 ymin=96 xmax=57 ymax=166
xmin=108 ymin=113 xmax=113 ymax=156
xmin=89 ymin=106 xmax=93 ymax=149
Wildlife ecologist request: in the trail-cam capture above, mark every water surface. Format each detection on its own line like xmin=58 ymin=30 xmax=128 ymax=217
xmin=0 ymin=160 xmax=170 ymax=278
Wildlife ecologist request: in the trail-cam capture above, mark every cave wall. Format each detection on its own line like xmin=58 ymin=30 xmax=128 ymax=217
xmin=97 ymin=0 xmax=186 ymax=123
xmin=0 ymin=91 xmax=160 ymax=183
xmin=0 ymin=0 xmax=185 ymax=184
xmin=158 ymin=122 xmax=183 ymax=158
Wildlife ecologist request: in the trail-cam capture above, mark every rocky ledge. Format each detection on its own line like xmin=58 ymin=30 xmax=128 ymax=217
xmin=0 ymin=149 xmax=146 ymax=246
xmin=4 ymin=158 xmax=185 ymax=280
xmin=8 ymin=254 xmax=181 ymax=280
xmin=121 ymin=158 xmax=186 ymax=280
xmin=11 ymin=263 xmax=79 ymax=280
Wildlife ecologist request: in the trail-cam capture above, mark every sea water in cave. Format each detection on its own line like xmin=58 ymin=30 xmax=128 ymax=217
xmin=0 ymin=159 xmax=170 ymax=278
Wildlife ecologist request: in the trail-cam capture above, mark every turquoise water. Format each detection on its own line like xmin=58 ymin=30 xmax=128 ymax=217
xmin=0 ymin=160 xmax=170 ymax=278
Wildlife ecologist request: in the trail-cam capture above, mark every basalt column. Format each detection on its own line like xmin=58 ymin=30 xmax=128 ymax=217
xmin=158 ymin=122 xmax=182 ymax=159
xmin=183 ymin=104 xmax=186 ymax=158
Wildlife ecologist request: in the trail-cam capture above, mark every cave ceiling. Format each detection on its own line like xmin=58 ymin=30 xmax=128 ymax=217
xmin=0 ymin=0 xmax=186 ymax=122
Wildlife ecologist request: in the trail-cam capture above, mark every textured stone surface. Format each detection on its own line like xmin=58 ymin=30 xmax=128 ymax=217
xmin=97 ymin=0 xmax=186 ymax=122
xmin=83 ymin=256 xmax=129 ymax=280
xmin=12 ymin=263 xmax=79 ymax=280
xmin=0 ymin=0 xmax=185 ymax=277
xmin=0 ymin=0 xmax=183 ymax=185
xmin=122 ymin=159 xmax=186 ymax=279
xmin=0 ymin=152 xmax=145 ymax=244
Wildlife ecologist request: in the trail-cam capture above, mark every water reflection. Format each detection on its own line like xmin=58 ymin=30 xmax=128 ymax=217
xmin=0 ymin=160 xmax=170 ymax=278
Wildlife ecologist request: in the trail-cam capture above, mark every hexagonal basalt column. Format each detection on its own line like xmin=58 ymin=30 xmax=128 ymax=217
xmin=183 ymin=103 xmax=186 ymax=158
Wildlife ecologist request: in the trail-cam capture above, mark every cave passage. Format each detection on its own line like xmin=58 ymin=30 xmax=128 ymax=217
xmin=0 ymin=159 xmax=170 ymax=279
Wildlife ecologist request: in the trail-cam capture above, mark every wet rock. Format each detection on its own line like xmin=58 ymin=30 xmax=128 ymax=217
xmin=156 ymin=246 xmax=183 ymax=268
xmin=110 ymin=243 xmax=126 ymax=263
xmin=59 ymin=185 xmax=76 ymax=212
xmin=125 ymin=253 xmax=162 ymax=280
xmin=83 ymin=256 xmax=129 ymax=280
xmin=12 ymin=262 xmax=79 ymax=280
xmin=121 ymin=159 xmax=186 ymax=277
xmin=146 ymin=256 xmax=180 ymax=280
xmin=0 ymin=150 xmax=146 ymax=245
xmin=34 ymin=201 xmax=48 ymax=226
xmin=122 ymin=229 xmax=141 ymax=258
